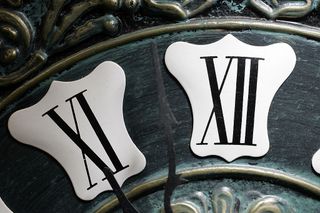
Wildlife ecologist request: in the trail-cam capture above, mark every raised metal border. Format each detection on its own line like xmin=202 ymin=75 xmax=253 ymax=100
xmin=95 ymin=165 xmax=320 ymax=212
xmin=2 ymin=17 xmax=320 ymax=112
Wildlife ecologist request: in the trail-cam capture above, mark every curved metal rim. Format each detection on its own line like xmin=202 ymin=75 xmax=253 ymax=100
xmin=2 ymin=17 xmax=320 ymax=112
xmin=95 ymin=165 xmax=320 ymax=213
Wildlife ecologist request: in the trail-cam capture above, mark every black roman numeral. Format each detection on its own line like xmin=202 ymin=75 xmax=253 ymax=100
xmin=197 ymin=56 xmax=264 ymax=146
xmin=42 ymin=90 xmax=128 ymax=190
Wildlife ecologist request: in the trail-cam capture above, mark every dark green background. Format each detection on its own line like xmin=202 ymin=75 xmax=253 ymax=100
xmin=1 ymin=30 xmax=320 ymax=212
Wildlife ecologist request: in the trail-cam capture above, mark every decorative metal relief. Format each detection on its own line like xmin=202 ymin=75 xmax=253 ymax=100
xmin=160 ymin=187 xmax=294 ymax=213
xmin=165 ymin=34 xmax=296 ymax=161
xmin=0 ymin=0 xmax=217 ymax=87
xmin=8 ymin=61 xmax=146 ymax=200
xmin=0 ymin=7 xmax=35 ymax=71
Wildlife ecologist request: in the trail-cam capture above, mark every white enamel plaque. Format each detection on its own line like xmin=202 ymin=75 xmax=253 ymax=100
xmin=0 ymin=198 xmax=12 ymax=213
xmin=312 ymin=150 xmax=320 ymax=174
xmin=165 ymin=34 xmax=296 ymax=162
xmin=8 ymin=61 xmax=146 ymax=200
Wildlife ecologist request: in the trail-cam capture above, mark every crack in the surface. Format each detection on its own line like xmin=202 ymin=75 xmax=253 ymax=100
xmin=151 ymin=41 xmax=181 ymax=213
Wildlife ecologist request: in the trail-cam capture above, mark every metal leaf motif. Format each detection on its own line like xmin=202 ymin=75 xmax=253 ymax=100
xmin=212 ymin=187 xmax=237 ymax=213
xmin=161 ymin=192 xmax=210 ymax=213
xmin=249 ymin=0 xmax=314 ymax=19
xmin=247 ymin=196 xmax=295 ymax=213
xmin=160 ymin=187 xmax=294 ymax=213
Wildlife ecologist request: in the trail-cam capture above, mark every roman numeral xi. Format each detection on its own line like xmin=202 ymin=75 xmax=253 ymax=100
xmin=43 ymin=90 xmax=128 ymax=190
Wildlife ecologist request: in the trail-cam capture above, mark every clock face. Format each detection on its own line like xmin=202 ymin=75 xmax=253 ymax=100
xmin=1 ymin=1 xmax=320 ymax=213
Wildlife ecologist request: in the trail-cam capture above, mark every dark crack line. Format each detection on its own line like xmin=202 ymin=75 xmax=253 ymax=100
xmin=151 ymin=41 xmax=181 ymax=213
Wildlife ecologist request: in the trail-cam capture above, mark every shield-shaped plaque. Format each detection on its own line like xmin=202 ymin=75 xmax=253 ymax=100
xmin=165 ymin=34 xmax=296 ymax=161
xmin=8 ymin=61 xmax=146 ymax=201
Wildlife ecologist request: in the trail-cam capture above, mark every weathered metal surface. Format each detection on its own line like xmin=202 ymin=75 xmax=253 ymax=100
xmin=1 ymin=1 xmax=320 ymax=213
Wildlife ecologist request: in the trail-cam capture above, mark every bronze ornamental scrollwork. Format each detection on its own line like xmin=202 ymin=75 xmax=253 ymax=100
xmin=1 ymin=0 xmax=320 ymax=88
xmin=0 ymin=0 xmax=216 ymax=87
xmin=161 ymin=187 xmax=294 ymax=213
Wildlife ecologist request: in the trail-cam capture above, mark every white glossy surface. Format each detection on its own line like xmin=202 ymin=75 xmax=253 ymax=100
xmin=165 ymin=34 xmax=296 ymax=162
xmin=312 ymin=150 xmax=320 ymax=174
xmin=8 ymin=61 xmax=146 ymax=200
xmin=0 ymin=197 xmax=12 ymax=213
